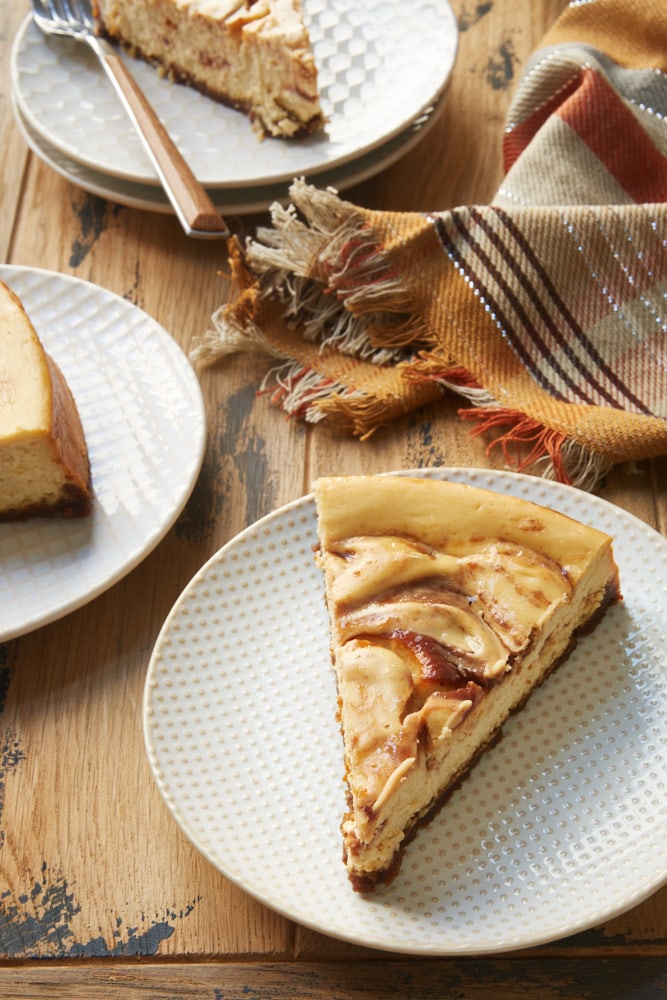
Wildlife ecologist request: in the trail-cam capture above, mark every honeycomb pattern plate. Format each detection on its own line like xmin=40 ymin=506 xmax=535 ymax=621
xmin=12 ymin=84 xmax=446 ymax=216
xmin=143 ymin=468 xmax=667 ymax=955
xmin=0 ymin=266 xmax=205 ymax=642
xmin=11 ymin=0 xmax=458 ymax=188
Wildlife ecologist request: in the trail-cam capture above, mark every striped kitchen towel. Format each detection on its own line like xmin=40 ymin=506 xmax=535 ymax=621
xmin=196 ymin=0 xmax=667 ymax=489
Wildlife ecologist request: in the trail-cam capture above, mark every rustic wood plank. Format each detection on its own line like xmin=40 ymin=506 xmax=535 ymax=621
xmin=0 ymin=4 xmax=30 ymax=261
xmin=1 ymin=957 xmax=667 ymax=999
xmin=1 ymin=0 xmax=665 ymax=979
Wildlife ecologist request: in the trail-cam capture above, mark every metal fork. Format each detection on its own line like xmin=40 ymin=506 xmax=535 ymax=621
xmin=31 ymin=0 xmax=229 ymax=239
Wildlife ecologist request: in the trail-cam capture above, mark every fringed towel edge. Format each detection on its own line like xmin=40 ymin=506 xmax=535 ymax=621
xmin=409 ymin=363 xmax=613 ymax=489
xmin=192 ymin=181 xmax=626 ymax=489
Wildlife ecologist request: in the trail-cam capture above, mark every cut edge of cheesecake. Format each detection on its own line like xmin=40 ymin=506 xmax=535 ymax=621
xmin=92 ymin=0 xmax=326 ymax=140
xmin=0 ymin=279 xmax=92 ymax=521
xmin=314 ymin=474 xmax=621 ymax=891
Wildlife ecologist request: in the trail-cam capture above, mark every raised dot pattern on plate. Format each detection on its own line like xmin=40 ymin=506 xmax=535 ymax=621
xmin=143 ymin=468 xmax=667 ymax=954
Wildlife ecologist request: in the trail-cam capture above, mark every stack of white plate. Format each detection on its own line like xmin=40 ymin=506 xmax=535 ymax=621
xmin=10 ymin=0 xmax=458 ymax=215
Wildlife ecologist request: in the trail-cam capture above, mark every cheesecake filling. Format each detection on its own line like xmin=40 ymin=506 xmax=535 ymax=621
xmin=0 ymin=279 xmax=91 ymax=520
xmin=93 ymin=0 xmax=325 ymax=138
xmin=329 ymin=534 xmax=573 ymax=848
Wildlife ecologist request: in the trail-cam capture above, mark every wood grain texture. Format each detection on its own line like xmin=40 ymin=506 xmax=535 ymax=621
xmin=1 ymin=0 xmax=666 ymax=989
xmin=1 ymin=958 xmax=667 ymax=999
xmin=0 ymin=5 xmax=30 ymax=262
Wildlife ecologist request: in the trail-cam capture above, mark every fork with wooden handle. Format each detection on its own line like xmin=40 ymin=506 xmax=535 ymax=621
xmin=32 ymin=0 xmax=230 ymax=239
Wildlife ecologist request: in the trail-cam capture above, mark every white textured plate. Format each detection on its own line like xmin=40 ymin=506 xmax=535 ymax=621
xmin=143 ymin=468 xmax=667 ymax=955
xmin=0 ymin=266 xmax=205 ymax=642
xmin=11 ymin=0 xmax=457 ymax=188
xmin=12 ymin=87 xmax=446 ymax=216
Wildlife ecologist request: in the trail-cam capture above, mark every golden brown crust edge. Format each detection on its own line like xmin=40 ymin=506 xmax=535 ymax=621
xmin=45 ymin=353 xmax=92 ymax=518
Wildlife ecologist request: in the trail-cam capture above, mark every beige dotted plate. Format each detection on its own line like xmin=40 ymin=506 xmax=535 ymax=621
xmin=143 ymin=468 xmax=667 ymax=955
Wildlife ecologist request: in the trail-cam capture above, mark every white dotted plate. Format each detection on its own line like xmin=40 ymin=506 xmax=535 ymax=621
xmin=143 ymin=468 xmax=667 ymax=955
xmin=11 ymin=0 xmax=458 ymax=189
xmin=0 ymin=266 xmax=205 ymax=642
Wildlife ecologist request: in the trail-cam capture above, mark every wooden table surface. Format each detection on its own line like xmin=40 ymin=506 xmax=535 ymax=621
xmin=2 ymin=1 xmax=666 ymax=996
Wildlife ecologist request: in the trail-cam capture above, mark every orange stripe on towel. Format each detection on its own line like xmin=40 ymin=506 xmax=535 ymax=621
xmin=556 ymin=68 xmax=667 ymax=203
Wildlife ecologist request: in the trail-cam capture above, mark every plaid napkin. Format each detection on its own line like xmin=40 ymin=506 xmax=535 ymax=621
xmin=196 ymin=0 xmax=667 ymax=489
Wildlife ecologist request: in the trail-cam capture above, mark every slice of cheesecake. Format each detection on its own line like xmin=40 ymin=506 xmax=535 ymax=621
xmin=0 ymin=280 xmax=92 ymax=521
xmin=92 ymin=0 xmax=326 ymax=139
xmin=314 ymin=474 xmax=621 ymax=891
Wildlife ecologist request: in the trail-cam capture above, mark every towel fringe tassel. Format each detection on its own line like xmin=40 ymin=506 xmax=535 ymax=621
xmin=459 ymin=405 xmax=612 ymax=489
xmin=459 ymin=406 xmax=571 ymax=480
xmin=258 ymin=359 xmax=367 ymax=427
xmin=409 ymin=363 xmax=612 ymax=489
xmin=257 ymin=355 xmax=430 ymax=440
xmin=246 ymin=180 xmax=428 ymax=348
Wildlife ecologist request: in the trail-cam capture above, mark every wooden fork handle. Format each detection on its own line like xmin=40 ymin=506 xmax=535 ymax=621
xmin=92 ymin=42 xmax=229 ymax=239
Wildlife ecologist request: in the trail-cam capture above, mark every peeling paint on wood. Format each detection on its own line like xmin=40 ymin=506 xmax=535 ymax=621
xmin=407 ymin=415 xmax=450 ymax=469
xmin=0 ymin=861 xmax=199 ymax=958
xmin=0 ymin=644 xmax=199 ymax=960
xmin=458 ymin=2 xmax=493 ymax=32
xmin=68 ymin=194 xmax=119 ymax=267
xmin=486 ymin=37 xmax=518 ymax=90
xmin=178 ymin=384 xmax=278 ymax=543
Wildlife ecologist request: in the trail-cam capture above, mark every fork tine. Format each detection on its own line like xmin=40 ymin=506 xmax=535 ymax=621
xmin=32 ymin=0 xmax=94 ymax=37
xmin=32 ymin=0 xmax=59 ymax=30
xmin=60 ymin=0 xmax=80 ymax=31
xmin=46 ymin=0 xmax=70 ymax=31
xmin=68 ymin=0 xmax=96 ymax=32
xmin=76 ymin=0 xmax=96 ymax=30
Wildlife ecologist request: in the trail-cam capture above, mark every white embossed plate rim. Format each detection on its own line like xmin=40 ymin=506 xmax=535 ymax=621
xmin=0 ymin=266 xmax=205 ymax=641
xmin=143 ymin=468 xmax=667 ymax=955
xmin=11 ymin=84 xmax=447 ymax=216
xmin=10 ymin=0 xmax=458 ymax=188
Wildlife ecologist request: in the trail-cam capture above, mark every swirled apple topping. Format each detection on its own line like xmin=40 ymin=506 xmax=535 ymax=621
xmin=337 ymin=637 xmax=484 ymax=831
xmin=455 ymin=541 xmax=573 ymax=651
xmin=325 ymin=535 xmax=459 ymax=607
xmin=327 ymin=534 xmax=573 ymax=656
xmin=340 ymin=585 xmax=509 ymax=681
xmin=328 ymin=533 xmax=574 ymax=830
